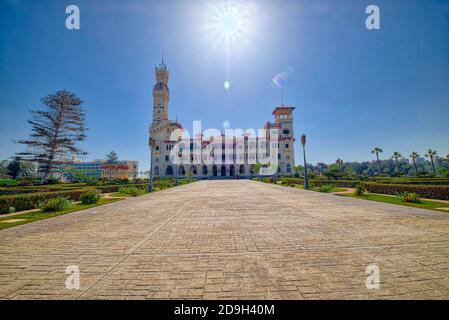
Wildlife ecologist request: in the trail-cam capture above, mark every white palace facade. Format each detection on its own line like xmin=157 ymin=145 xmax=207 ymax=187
xmin=149 ymin=60 xmax=296 ymax=179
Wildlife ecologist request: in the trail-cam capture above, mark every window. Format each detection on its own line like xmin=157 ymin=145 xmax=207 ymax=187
xmin=165 ymin=155 xmax=169 ymax=162
xmin=285 ymin=144 xmax=289 ymax=148
xmin=283 ymin=129 xmax=290 ymax=135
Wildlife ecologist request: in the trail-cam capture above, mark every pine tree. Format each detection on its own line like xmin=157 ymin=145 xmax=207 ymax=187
xmin=105 ymin=150 xmax=119 ymax=180
xmin=16 ymin=90 xmax=87 ymax=178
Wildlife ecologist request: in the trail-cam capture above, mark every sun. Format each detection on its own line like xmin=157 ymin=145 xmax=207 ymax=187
xmin=218 ymin=10 xmax=239 ymax=36
xmin=208 ymin=2 xmax=254 ymax=42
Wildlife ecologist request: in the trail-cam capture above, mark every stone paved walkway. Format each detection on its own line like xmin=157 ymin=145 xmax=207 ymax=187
xmin=0 ymin=180 xmax=448 ymax=299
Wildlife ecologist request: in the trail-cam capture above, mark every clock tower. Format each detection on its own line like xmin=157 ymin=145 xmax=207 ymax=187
xmin=152 ymin=60 xmax=169 ymax=124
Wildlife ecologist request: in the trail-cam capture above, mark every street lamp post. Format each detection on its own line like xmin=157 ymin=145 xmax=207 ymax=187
xmin=176 ymin=150 xmax=182 ymax=186
xmin=301 ymin=134 xmax=309 ymax=190
xmin=148 ymin=138 xmax=156 ymax=192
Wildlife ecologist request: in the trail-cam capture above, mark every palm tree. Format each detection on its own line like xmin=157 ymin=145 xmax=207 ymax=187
xmin=371 ymin=147 xmax=383 ymax=174
xmin=391 ymin=152 xmax=402 ymax=175
xmin=409 ymin=152 xmax=419 ymax=176
xmin=425 ymin=149 xmax=437 ymax=174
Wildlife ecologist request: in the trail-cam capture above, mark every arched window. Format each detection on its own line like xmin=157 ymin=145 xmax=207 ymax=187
xmin=191 ymin=166 xmax=197 ymax=175
xmin=202 ymin=165 xmax=208 ymax=175
xmin=286 ymin=164 xmax=291 ymax=173
xmin=178 ymin=166 xmax=185 ymax=176
xmin=212 ymin=165 xmax=218 ymax=177
xmin=165 ymin=166 xmax=173 ymax=176
xmin=221 ymin=165 xmax=226 ymax=176
xmin=154 ymin=166 xmax=159 ymax=175
xmin=239 ymin=165 xmax=245 ymax=175
xmin=230 ymin=165 xmax=235 ymax=177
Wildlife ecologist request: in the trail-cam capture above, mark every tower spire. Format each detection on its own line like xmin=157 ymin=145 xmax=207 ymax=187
xmin=281 ymin=87 xmax=284 ymax=106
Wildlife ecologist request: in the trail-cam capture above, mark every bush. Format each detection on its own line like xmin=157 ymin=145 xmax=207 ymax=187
xmin=355 ymin=185 xmax=365 ymax=196
xmin=80 ymin=189 xmax=102 ymax=204
xmin=362 ymin=183 xmax=449 ymax=200
xmin=0 ymin=189 xmax=86 ymax=214
xmin=396 ymin=192 xmax=421 ymax=203
xmin=39 ymin=197 xmax=74 ymax=212
xmin=18 ymin=176 xmax=34 ymax=186
xmin=318 ymin=184 xmax=334 ymax=193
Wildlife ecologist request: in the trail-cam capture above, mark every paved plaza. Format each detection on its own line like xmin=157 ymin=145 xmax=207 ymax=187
xmin=0 ymin=180 xmax=449 ymax=299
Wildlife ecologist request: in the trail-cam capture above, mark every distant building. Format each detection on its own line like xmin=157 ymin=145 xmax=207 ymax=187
xmin=148 ymin=60 xmax=295 ymax=179
xmin=50 ymin=160 xmax=139 ymax=181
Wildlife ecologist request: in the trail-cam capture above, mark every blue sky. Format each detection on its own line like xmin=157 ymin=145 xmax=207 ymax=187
xmin=1 ymin=0 xmax=449 ymax=171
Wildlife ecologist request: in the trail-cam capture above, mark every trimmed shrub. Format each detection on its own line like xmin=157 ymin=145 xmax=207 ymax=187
xmin=355 ymin=185 xmax=365 ymax=196
xmin=0 ymin=189 xmax=86 ymax=214
xmin=39 ymin=197 xmax=74 ymax=212
xmin=80 ymin=189 xmax=102 ymax=204
xmin=318 ymin=184 xmax=334 ymax=193
xmin=396 ymin=192 xmax=421 ymax=203
xmin=362 ymin=183 xmax=449 ymax=200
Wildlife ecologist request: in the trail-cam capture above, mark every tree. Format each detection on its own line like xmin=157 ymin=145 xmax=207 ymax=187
xmin=425 ymin=149 xmax=437 ymax=174
xmin=371 ymin=147 xmax=383 ymax=174
xmin=252 ymin=163 xmax=263 ymax=179
xmin=0 ymin=161 xmax=9 ymax=179
xmin=324 ymin=163 xmax=342 ymax=180
xmin=391 ymin=152 xmax=402 ymax=175
xmin=409 ymin=152 xmax=419 ymax=176
xmin=106 ymin=150 xmax=118 ymax=164
xmin=343 ymin=166 xmax=356 ymax=179
xmin=445 ymin=154 xmax=449 ymax=164
xmin=105 ymin=150 xmax=119 ymax=180
xmin=7 ymin=157 xmax=36 ymax=179
xmin=16 ymin=90 xmax=87 ymax=179
xmin=293 ymin=165 xmax=302 ymax=178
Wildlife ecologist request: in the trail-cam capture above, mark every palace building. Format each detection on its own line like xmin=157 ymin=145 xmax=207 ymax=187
xmin=149 ymin=60 xmax=295 ymax=179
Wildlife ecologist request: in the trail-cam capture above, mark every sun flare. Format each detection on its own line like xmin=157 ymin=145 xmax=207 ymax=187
xmin=208 ymin=1 xmax=256 ymax=43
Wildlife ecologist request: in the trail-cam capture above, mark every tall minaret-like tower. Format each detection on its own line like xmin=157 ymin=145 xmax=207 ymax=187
xmin=272 ymin=106 xmax=296 ymax=175
xmin=152 ymin=60 xmax=169 ymax=124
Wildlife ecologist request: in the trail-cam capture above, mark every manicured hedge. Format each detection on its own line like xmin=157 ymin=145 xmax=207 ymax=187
xmin=0 ymin=183 xmax=148 ymax=196
xmin=278 ymin=178 xmax=360 ymax=188
xmin=362 ymin=183 xmax=449 ymax=200
xmin=0 ymin=189 xmax=88 ymax=214
xmin=364 ymin=178 xmax=449 ymax=185
xmin=95 ymin=183 xmax=147 ymax=193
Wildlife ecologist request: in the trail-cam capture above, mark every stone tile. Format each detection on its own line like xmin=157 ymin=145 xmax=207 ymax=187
xmin=0 ymin=180 xmax=448 ymax=299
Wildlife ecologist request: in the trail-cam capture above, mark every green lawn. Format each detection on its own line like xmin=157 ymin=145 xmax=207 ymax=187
xmin=343 ymin=193 xmax=449 ymax=211
xmin=0 ymin=198 xmax=122 ymax=230
xmin=108 ymin=192 xmax=130 ymax=197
